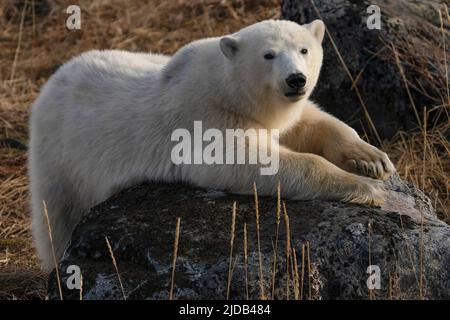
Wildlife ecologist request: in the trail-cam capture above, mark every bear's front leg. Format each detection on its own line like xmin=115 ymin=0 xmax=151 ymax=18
xmin=281 ymin=102 xmax=395 ymax=180
xmin=182 ymin=143 xmax=387 ymax=206
xmin=323 ymin=135 xmax=395 ymax=181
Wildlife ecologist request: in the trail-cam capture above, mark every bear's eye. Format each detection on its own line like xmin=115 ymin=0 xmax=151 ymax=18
xmin=264 ymin=53 xmax=275 ymax=60
xmin=300 ymin=48 xmax=308 ymax=55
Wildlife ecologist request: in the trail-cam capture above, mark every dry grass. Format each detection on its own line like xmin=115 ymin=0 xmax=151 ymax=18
xmin=42 ymin=200 xmax=63 ymax=300
xmin=282 ymin=201 xmax=291 ymax=299
xmin=226 ymin=202 xmax=236 ymax=299
xmin=243 ymin=222 xmax=249 ymax=300
xmin=253 ymin=182 xmax=266 ymax=300
xmin=0 ymin=0 xmax=448 ymax=300
xmin=270 ymin=181 xmax=281 ymax=299
xmin=169 ymin=217 xmax=181 ymax=300
xmin=0 ymin=0 xmax=280 ymax=300
xmin=384 ymin=121 xmax=449 ymax=219
xmin=381 ymin=7 xmax=450 ymax=220
xmin=105 ymin=235 xmax=126 ymax=300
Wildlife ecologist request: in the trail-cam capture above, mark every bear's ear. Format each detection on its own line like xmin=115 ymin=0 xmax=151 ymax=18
xmin=220 ymin=37 xmax=239 ymax=60
xmin=304 ymin=19 xmax=325 ymax=43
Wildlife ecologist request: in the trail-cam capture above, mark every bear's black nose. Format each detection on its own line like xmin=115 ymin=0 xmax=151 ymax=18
xmin=286 ymin=73 xmax=307 ymax=90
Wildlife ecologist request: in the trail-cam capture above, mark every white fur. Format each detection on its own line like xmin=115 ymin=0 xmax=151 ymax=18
xmin=29 ymin=20 xmax=394 ymax=271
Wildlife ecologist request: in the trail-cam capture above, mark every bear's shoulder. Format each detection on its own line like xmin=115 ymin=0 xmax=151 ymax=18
xmin=161 ymin=38 xmax=221 ymax=83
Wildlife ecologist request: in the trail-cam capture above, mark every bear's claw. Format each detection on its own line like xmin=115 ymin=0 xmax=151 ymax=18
xmin=342 ymin=141 xmax=395 ymax=181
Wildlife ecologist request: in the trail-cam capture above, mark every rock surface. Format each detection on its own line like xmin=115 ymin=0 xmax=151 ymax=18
xmin=48 ymin=175 xmax=449 ymax=300
xmin=281 ymin=0 xmax=449 ymax=140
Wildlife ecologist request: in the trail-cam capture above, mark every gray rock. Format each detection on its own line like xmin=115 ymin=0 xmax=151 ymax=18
xmin=48 ymin=175 xmax=449 ymax=300
xmin=281 ymin=0 xmax=449 ymax=140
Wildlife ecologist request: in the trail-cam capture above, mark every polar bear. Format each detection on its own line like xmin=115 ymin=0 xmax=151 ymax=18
xmin=29 ymin=19 xmax=394 ymax=271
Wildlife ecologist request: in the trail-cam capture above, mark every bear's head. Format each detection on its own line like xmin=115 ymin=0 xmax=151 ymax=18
xmin=219 ymin=19 xmax=325 ymax=124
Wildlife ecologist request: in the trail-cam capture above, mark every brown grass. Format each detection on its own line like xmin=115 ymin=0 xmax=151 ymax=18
xmin=105 ymin=235 xmax=126 ymax=300
xmin=270 ymin=181 xmax=281 ymax=299
xmin=384 ymin=120 xmax=449 ymax=219
xmin=282 ymin=201 xmax=291 ymax=299
xmin=368 ymin=222 xmax=373 ymax=300
xmin=0 ymin=0 xmax=448 ymax=300
xmin=169 ymin=217 xmax=181 ymax=300
xmin=253 ymin=182 xmax=266 ymax=300
xmin=226 ymin=202 xmax=237 ymax=299
xmin=0 ymin=0 xmax=280 ymax=300
xmin=381 ymin=7 xmax=450 ymax=220
xmin=243 ymin=222 xmax=249 ymax=300
xmin=42 ymin=200 xmax=63 ymax=300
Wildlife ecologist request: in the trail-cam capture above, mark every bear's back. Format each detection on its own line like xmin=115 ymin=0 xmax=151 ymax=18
xmin=51 ymin=50 xmax=169 ymax=95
